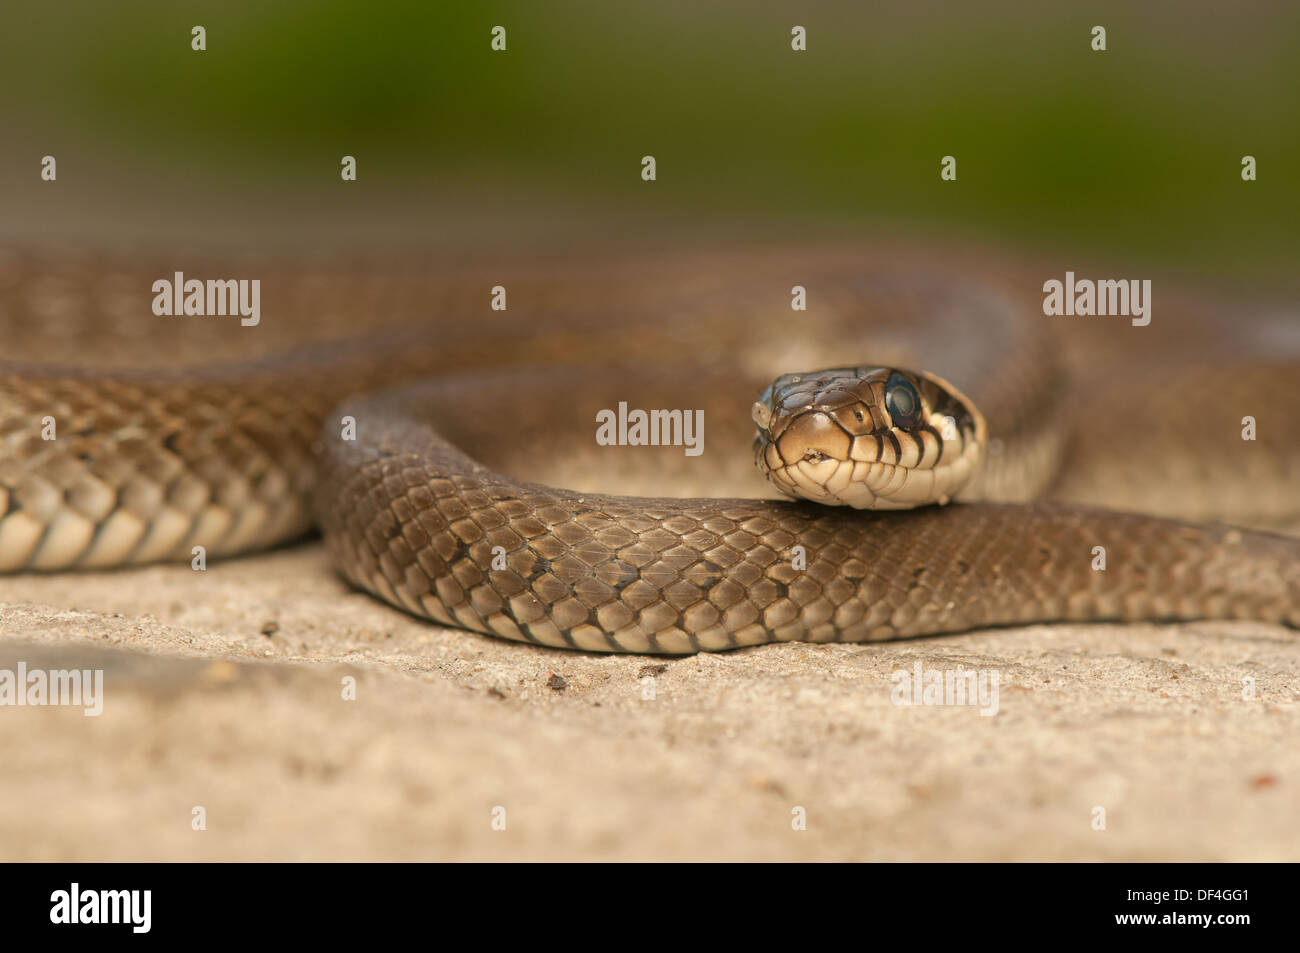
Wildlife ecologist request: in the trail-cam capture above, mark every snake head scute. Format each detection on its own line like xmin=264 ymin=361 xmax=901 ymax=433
xmin=752 ymin=365 xmax=987 ymax=510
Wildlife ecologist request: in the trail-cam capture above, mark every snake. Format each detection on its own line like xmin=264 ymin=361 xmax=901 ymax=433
xmin=1 ymin=244 xmax=1297 ymax=654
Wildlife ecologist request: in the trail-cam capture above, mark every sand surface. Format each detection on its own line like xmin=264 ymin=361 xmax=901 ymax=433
xmin=0 ymin=542 xmax=1295 ymax=861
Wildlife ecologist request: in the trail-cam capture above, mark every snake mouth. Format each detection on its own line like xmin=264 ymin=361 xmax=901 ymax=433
xmin=751 ymin=366 xmax=986 ymax=509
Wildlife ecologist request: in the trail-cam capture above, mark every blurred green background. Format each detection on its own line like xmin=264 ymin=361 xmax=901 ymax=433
xmin=2 ymin=1 xmax=1297 ymax=281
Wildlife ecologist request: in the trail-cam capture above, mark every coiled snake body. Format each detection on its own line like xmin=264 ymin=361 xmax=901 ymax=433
xmin=1 ymin=246 xmax=1297 ymax=653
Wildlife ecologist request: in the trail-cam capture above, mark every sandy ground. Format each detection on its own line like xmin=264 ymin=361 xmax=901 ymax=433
xmin=0 ymin=541 xmax=1296 ymax=862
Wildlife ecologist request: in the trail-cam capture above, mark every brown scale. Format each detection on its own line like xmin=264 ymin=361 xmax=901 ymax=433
xmin=1 ymin=243 xmax=1298 ymax=651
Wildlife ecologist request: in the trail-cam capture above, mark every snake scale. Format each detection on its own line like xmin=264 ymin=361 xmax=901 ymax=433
xmin=1 ymin=244 xmax=1297 ymax=653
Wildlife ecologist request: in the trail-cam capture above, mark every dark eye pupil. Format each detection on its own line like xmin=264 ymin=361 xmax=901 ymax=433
xmin=885 ymin=374 xmax=919 ymax=425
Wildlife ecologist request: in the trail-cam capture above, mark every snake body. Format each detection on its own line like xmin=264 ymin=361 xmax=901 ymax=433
xmin=1 ymin=245 xmax=1297 ymax=652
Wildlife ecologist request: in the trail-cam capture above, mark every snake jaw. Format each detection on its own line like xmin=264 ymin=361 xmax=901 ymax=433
xmin=752 ymin=366 xmax=986 ymax=510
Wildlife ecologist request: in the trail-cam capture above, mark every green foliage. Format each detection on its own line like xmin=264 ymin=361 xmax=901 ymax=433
xmin=3 ymin=2 xmax=1296 ymax=274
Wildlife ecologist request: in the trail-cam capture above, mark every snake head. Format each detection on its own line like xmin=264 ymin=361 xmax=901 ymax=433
xmin=751 ymin=366 xmax=986 ymax=509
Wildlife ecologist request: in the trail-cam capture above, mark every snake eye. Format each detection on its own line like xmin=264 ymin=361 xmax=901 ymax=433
xmin=884 ymin=373 xmax=921 ymax=429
